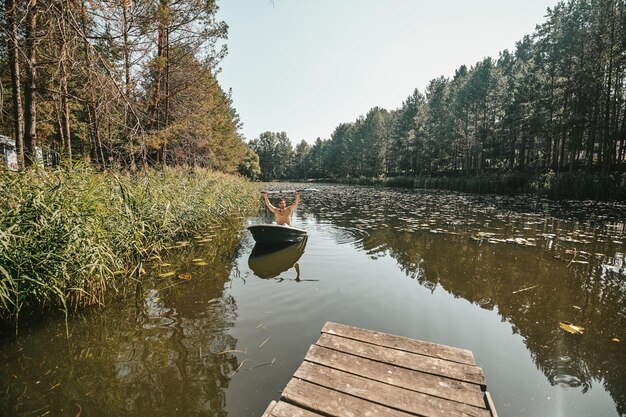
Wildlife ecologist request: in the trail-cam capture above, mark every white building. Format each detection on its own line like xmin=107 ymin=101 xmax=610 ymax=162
xmin=0 ymin=135 xmax=44 ymax=170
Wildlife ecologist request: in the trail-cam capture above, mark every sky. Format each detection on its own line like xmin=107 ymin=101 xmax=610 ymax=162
xmin=216 ymin=0 xmax=561 ymax=144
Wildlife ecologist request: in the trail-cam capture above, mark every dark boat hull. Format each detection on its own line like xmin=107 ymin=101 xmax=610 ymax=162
xmin=247 ymin=224 xmax=307 ymax=244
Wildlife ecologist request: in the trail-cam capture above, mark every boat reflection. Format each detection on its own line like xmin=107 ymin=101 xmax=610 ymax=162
xmin=248 ymin=238 xmax=307 ymax=280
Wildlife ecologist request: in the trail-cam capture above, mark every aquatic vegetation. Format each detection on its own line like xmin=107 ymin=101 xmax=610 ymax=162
xmin=0 ymin=168 xmax=259 ymax=323
xmin=334 ymin=172 xmax=626 ymax=200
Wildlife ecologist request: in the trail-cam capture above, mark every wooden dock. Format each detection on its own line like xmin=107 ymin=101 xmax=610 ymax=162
xmin=262 ymin=322 xmax=498 ymax=417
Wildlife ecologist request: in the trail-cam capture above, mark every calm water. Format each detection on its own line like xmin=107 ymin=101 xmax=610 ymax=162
xmin=1 ymin=183 xmax=626 ymax=417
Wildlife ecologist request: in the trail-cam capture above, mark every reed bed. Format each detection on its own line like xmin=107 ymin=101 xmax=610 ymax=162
xmin=0 ymin=167 xmax=259 ymax=323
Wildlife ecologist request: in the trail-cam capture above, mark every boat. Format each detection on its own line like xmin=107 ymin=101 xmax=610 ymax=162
xmin=247 ymin=224 xmax=307 ymax=244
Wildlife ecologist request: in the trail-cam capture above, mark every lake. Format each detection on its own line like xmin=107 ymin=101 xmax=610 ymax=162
xmin=1 ymin=183 xmax=625 ymax=417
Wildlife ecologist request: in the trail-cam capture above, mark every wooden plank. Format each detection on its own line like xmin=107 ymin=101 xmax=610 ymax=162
xmin=485 ymin=392 xmax=499 ymax=417
xmin=317 ymin=332 xmax=485 ymax=385
xmin=269 ymin=401 xmax=324 ymax=417
xmin=294 ymin=361 xmax=491 ymax=417
xmin=304 ymin=344 xmax=486 ymax=408
xmin=261 ymin=400 xmax=277 ymax=417
xmin=323 ymin=322 xmax=476 ymax=365
xmin=281 ymin=378 xmax=416 ymax=417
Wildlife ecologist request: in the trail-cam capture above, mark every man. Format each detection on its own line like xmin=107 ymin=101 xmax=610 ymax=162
xmin=263 ymin=191 xmax=300 ymax=226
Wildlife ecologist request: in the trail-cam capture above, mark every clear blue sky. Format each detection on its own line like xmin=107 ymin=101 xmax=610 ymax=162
xmin=216 ymin=0 xmax=560 ymax=144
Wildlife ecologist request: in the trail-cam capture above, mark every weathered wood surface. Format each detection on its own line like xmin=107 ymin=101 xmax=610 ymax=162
xmin=282 ymin=378 xmax=416 ymax=417
xmin=262 ymin=322 xmax=498 ymax=417
xmin=304 ymin=344 xmax=486 ymax=408
xmin=261 ymin=400 xmax=277 ymax=417
xmin=266 ymin=401 xmax=324 ymax=417
xmin=293 ymin=361 xmax=491 ymax=417
xmin=322 ymin=322 xmax=476 ymax=365
xmin=485 ymin=392 xmax=499 ymax=417
xmin=316 ymin=332 xmax=486 ymax=385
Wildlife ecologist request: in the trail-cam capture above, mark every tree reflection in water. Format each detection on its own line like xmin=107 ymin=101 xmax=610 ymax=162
xmin=295 ymin=184 xmax=626 ymax=415
xmin=0 ymin=226 xmax=246 ymax=417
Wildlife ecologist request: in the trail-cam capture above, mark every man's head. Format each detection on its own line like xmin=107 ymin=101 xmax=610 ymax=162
xmin=278 ymin=198 xmax=286 ymax=209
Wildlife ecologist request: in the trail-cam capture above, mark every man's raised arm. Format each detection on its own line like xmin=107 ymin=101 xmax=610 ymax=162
xmin=263 ymin=192 xmax=276 ymax=212
xmin=291 ymin=192 xmax=301 ymax=210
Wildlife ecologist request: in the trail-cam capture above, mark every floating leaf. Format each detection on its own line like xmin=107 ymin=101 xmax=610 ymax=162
xmin=179 ymin=273 xmax=192 ymax=281
xmin=559 ymin=321 xmax=585 ymax=334
xmin=158 ymin=271 xmax=175 ymax=278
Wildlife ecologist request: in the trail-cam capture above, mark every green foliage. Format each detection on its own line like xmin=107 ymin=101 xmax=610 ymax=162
xmin=267 ymin=0 xmax=626 ymax=199
xmin=238 ymin=145 xmax=262 ymax=179
xmin=0 ymin=168 xmax=258 ymax=323
xmin=0 ymin=0 xmax=243 ymax=171
xmin=248 ymin=131 xmax=294 ymax=180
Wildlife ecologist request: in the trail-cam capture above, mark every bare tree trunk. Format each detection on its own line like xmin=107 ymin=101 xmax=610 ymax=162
xmin=602 ymin=0 xmax=616 ymax=175
xmin=59 ymin=0 xmax=72 ymax=162
xmin=121 ymin=0 xmax=134 ymax=168
xmin=122 ymin=1 xmax=132 ymax=105
xmin=96 ymin=118 xmax=106 ymax=168
xmin=5 ymin=0 xmax=24 ymax=169
xmin=23 ymin=0 xmax=38 ymax=167
xmin=148 ymin=22 xmax=165 ymax=133
xmin=82 ymin=99 xmax=106 ymax=167
xmin=160 ymin=26 xmax=170 ymax=166
xmin=79 ymin=0 xmax=108 ymax=168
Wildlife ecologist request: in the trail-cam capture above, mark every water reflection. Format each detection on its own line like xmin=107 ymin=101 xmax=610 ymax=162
xmin=285 ymin=184 xmax=626 ymax=416
xmin=2 ymin=184 xmax=626 ymax=417
xmin=248 ymin=239 xmax=307 ymax=280
xmin=0 ymin=226 xmax=246 ymax=417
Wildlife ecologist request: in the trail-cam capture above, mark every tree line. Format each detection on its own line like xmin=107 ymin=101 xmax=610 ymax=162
xmin=1 ymin=0 xmax=248 ymax=172
xmin=251 ymin=0 xmax=626 ymax=186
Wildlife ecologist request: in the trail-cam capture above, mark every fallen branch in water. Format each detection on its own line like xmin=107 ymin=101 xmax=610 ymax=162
xmin=228 ymin=359 xmax=250 ymax=377
xmin=251 ymin=358 xmax=277 ymax=369
xmin=259 ymin=336 xmax=271 ymax=349
xmin=512 ymin=284 xmax=539 ymax=294
xmin=217 ymin=349 xmax=247 ymax=355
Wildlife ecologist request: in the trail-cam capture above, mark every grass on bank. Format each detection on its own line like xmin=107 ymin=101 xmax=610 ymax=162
xmin=0 ymin=167 xmax=259 ymax=324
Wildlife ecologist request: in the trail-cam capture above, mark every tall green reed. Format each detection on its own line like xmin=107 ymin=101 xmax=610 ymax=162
xmin=0 ymin=167 xmax=259 ymax=324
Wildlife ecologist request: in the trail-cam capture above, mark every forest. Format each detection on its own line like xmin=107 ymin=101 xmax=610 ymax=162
xmin=0 ymin=0 xmax=251 ymax=172
xmin=0 ymin=0 xmax=265 ymax=322
xmin=250 ymin=0 xmax=626 ymax=198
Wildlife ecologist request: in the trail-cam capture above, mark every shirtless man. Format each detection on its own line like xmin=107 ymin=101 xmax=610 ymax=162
xmin=263 ymin=191 xmax=300 ymax=226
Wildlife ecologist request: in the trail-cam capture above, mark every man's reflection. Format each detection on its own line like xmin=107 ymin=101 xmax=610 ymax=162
xmin=248 ymin=239 xmax=307 ymax=280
